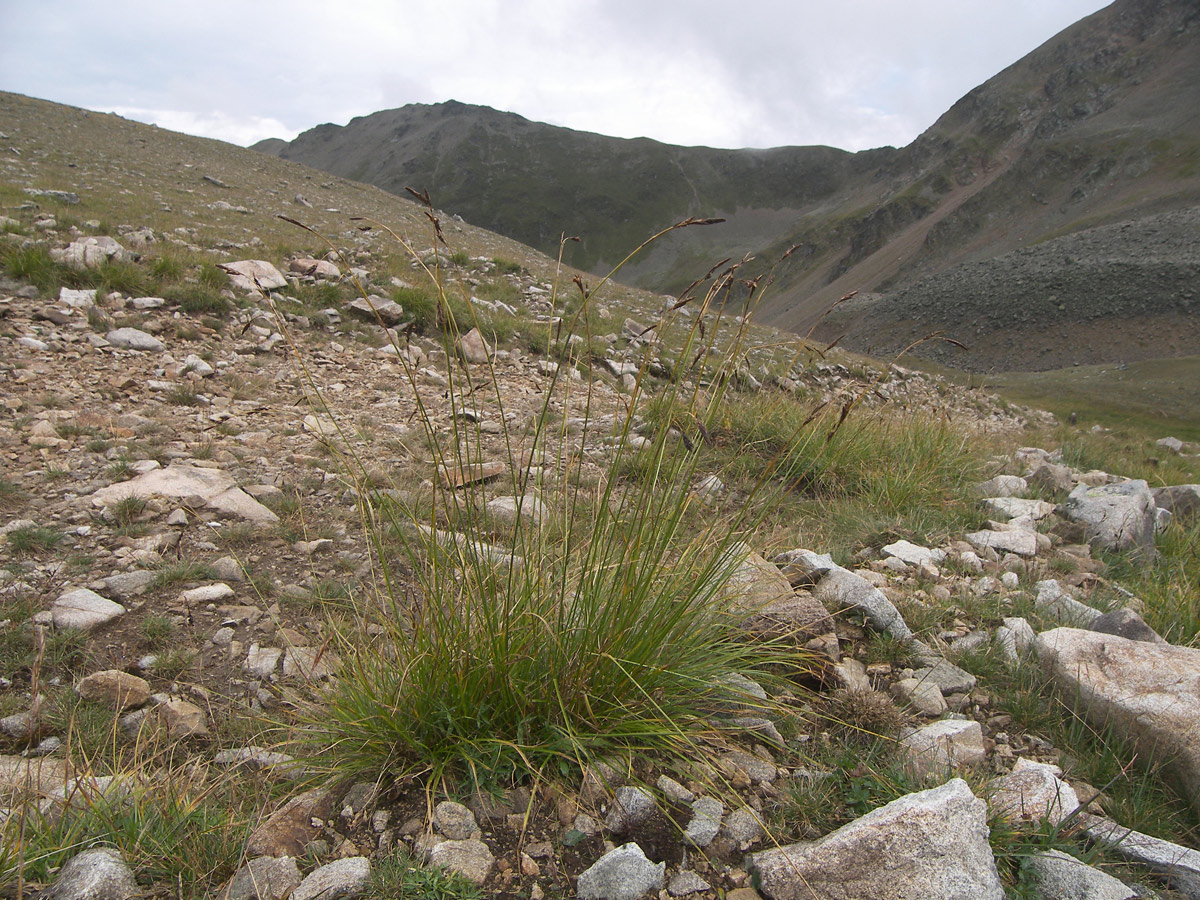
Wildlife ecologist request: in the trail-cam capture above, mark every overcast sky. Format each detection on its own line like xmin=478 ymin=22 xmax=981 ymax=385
xmin=1 ymin=0 xmax=1110 ymax=152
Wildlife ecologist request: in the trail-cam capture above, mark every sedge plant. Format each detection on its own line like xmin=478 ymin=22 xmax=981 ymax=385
xmin=274 ymin=210 xmax=820 ymax=799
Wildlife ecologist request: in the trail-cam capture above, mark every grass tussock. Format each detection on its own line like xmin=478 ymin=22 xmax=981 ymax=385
xmin=289 ymin=215 xmax=820 ymax=795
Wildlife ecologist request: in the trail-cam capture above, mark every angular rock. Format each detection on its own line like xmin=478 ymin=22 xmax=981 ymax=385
xmin=1035 ymin=579 xmax=1101 ymax=627
xmin=76 ymin=670 xmax=151 ymax=711
xmin=981 ymin=497 xmax=1055 ymax=521
xmin=890 ymin=677 xmax=946 ymax=717
xmin=289 ymin=257 xmax=340 ymax=279
xmin=975 ymin=475 xmax=1027 ymax=497
xmin=1022 ymin=849 xmax=1136 ymax=900
xmin=881 ymin=540 xmax=945 ymax=567
xmin=47 ymin=847 xmax=138 ymax=900
xmin=221 ymin=260 xmax=288 ymax=292
xmin=347 ymin=295 xmax=404 ymax=326
xmin=910 ymin=658 xmax=976 ymax=695
xmin=722 ymin=806 xmax=765 ymax=846
xmin=995 ymin=616 xmax=1036 ymax=664
xmin=1058 ymin=480 xmax=1156 ymax=560
xmin=1036 ymin=628 xmax=1200 ymax=816
xmin=667 ymin=871 xmax=710 ymax=896
xmin=722 ymin=547 xmax=837 ymax=648
xmin=247 ymin=788 xmax=333 ymax=857
xmin=434 ymin=799 xmax=481 ymax=840
xmin=988 ymin=757 xmax=1079 ymax=826
xmin=457 ymin=327 xmax=491 ymax=364
xmin=750 ymin=778 xmax=1004 ymax=900
xmin=1154 ymin=484 xmax=1200 ymax=522
xmin=605 ymin=785 xmax=657 ymax=832
xmin=156 ymin=698 xmax=210 ymax=738
xmin=964 ymin=529 xmax=1038 ymax=557
xmin=1089 ymin=607 xmax=1166 ymax=644
xmin=576 ymin=842 xmax=665 ymax=900
xmin=292 ymin=857 xmax=371 ymax=900
xmin=899 ymin=719 xmax=986 ymax=777
xmin=51 ymin=588 xmax=126 ymax=631
xmin=90 ymin=464 xmax=278 ymax=527
xmin=221 ymin=856 xmax=303 ymax=900
xmin=52 ymin=236 xmax=128 ymax=269
xmin=684 ymin=796 xmax=723 ymax=847
xmin=1028 ymin=463 xmax=1075 ymax=494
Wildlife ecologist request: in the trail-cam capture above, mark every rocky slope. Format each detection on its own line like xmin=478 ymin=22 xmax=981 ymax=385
xmin=3 ymin=85 xmax=1200 ymax=900
xmin=255 ymin=0 xmax=1200 ymax=371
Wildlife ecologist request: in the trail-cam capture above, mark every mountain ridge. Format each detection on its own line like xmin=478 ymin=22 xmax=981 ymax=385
xmin=255 ymin=0 xmax=1200 ymax=371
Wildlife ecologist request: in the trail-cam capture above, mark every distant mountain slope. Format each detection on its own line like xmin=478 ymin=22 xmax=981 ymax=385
xmin=258 ymin=0 xmax=1200 ymax=369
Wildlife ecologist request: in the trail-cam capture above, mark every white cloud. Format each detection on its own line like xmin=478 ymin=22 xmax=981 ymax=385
xmin=1 ymin=0 xmax=1111 ymax=150
xmin=107 ymin=107 xmax=298 ymax=147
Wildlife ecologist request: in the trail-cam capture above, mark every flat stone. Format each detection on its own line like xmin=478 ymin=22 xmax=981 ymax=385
xmin=76 ymin=670 xmax=151 ymax=711
xmin=1036 ymin=628 xmax=1200 ymax=816
xmin=106 ymin=328 xmax=165 ymax=351
xmin=750 ymin=779 xmax=1003 ymax=900
xmin=1081 ymin=812 xmax=1200 ymax=898
xmin=981 ymin=497 xmax=1055 ymax=521
xmin=291 ymin=857 xmax=371 ymax=900
xmin=428 ymin=839 xmax=494 ymax=885
xmin=438 ymin=460 xmax=506 ymax=488
xmin=90 ymin=464 xmax=278 ymax=527
xmin=51 ymin=588 xmax=126 ymax=631
xmin=965 ymin=529 xmax=1038 ymax=557
xmin=181 ymin=583 xmax=236 ymax=605
xmin=290 ymin=257 xmax=341 ymax=279
xmin=975 ymin=475 xmax=1027 ymax=497
xmin=100 ymin=570 xmax=156 ymax=599
xmin=900 ymin=719 xmax=986 ymax=777
xmin=576 ymin=842 xmax=665 ymax=900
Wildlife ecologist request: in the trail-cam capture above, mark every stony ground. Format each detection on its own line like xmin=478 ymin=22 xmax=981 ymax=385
xmin=3 ymin=94 xmax=1200 ymax=900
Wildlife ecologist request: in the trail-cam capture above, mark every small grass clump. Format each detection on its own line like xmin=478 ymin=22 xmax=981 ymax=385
xmin=4 ymin=525 xmax=63 ymax=555
xmin=368 ymin=849 xmax=482 ymax=900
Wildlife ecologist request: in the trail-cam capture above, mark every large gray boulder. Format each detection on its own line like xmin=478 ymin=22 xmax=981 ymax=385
xmin=1036 ymin=628 xmax=1200 ymax=815
xmin=51 ymin=236 xmax=128 ymax=269
xmin=1057 ymin=479 xmax=1156 ymax=559
xmin=749 ymin=778 xmax=1003 ymax=900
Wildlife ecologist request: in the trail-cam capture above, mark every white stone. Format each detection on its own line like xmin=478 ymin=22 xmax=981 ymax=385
xmin=576 ymin=843 xmax=665 ymax=900
xmin=428 ymin=839 xmax=495 ymax=885
xmin=1058 ymin=479 xmax=1156 ymax=560
xmin=988 ymin=758 xmax=1079 ymax=826
xmin=221 ymin=260 xmax=288 ymax=292
xmin=750 ymin=779 xmax=1003 ymax=900
xmin=881 ymin=540 xmax=946 ymax=567
xmin=1036 ymin=627 xmax=1200 ymax=817
xmin=51 ymin=589 xmax=126 ymax=631
xmin=964 ymin=529 xmax=1038 ymax=557
xmin=900 ymin=719 xmax=986 ymax=777
xmin=291 ymin=857 xmax=370 ymax=900
xmin=106 ymin=328 xmax=165 ymax=351
xmin=90 ymin=464 xmax=278 ymax=527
